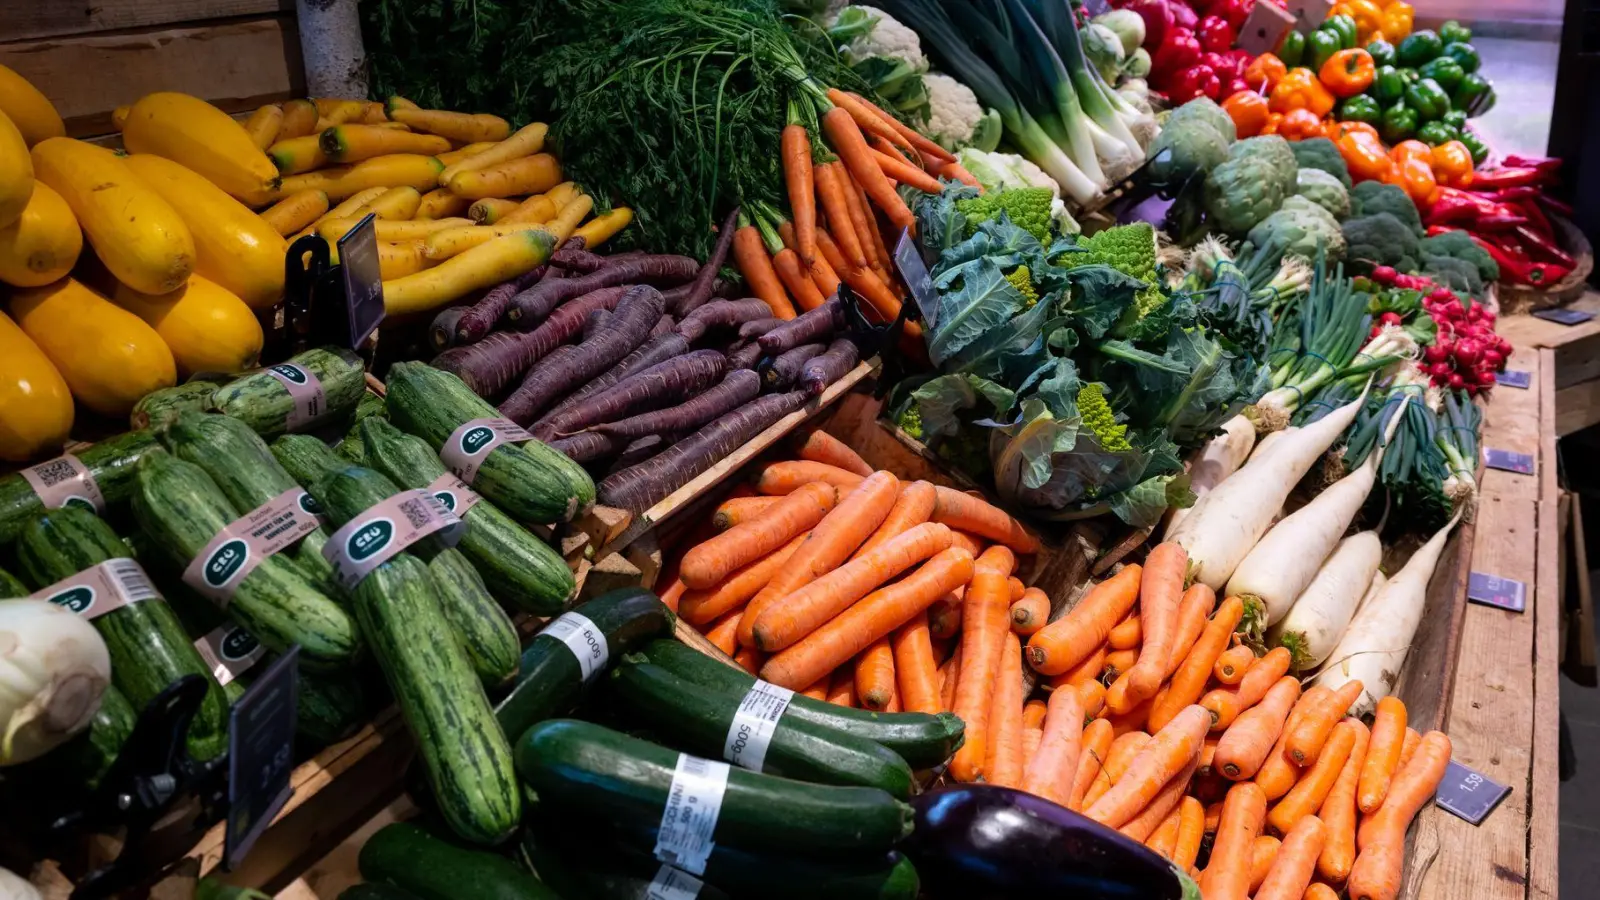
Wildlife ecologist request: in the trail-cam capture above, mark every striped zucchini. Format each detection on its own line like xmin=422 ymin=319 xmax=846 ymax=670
xmin=210 ymin=347 xmax=367 ymax=438
xmin=384 ymin=362 xmax=594 ymax=524
xmin=269 ymin=434 xmax=349 ymax=501
xmin=359 ymin=822 xmax=558 ymax=900
xmin=14 ymin=506 xmax=230 ymax=760
xmin=0 ymin=565 xmax=24 ymax=596
xmin=227 ymin=660 xmax=376 ymax=746
xmin=0 ymin=430 xmax=162 ymax=544
xmin=360 ymin=418 xmax=573 ymax=613
xmin=129 ymin=451 xmax=362 ymax=671
xmin=130 ymin=377 xmax=226 ymax=430
xmin=57 ymin=683 xmax=136 ymax=789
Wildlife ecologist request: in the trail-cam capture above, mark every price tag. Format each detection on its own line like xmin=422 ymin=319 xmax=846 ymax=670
xmin=647 ymin=864 xmax=706 ymax=900
xmin=337 ymin=213 xmax=386 ymax=349
xmin=1237 ymin=1 xmax=1297 ymax=55
xmin=1285 ymin=0 xmax=1334 ymax=32
xmin=893 ymin=228 xmax=939 ymax=328
xmin=1484 ymin=448 xmax=1535 ymax=475
xmin=225 ymin=645 xmax=299 ymax=870
xmin=1467 ymin=571 xmax=1527 ymax=613
xmin=1435 ymin=759 xmax=1511 ymax=825
xmin=1495 ymin=369 xmax=1531 ymax=389
xmin=1532 ymin=307 xmax=1594 ymax=325
xmin=653 ymin=754 xmax=729 ymax=876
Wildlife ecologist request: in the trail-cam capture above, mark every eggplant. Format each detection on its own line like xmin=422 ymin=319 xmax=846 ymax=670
xmin=902 ymin=785 xmax=1200 ymax=900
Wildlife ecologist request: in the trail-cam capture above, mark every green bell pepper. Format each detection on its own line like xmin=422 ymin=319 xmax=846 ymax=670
xmin=1279 ymin=30 xmax=1306 ymax=68
xmin=1366 ymin=39 xmax=1396 ymax=67
xmin=1418 ymin=57 xmax=1465 ymax=93
xmin=1439 ymin=20 xmax=1472 ymax=45
xmin=1372 ymin=65 xmax=1406 ymax=103
xmin=1325 ymin=15 xmax=1358 ymax=49
xmin=1442 ymin=109 xmax=1468 ymax=131
xmin=1398 ymin=66 xmax=1420 ymax=84
xmin=1404 ymin=78 xmax=1452 ymax=121
xmin=1453 ymin=73 xmax=1495 ymax=116
xmin=1338 ymin=94 xmax=1383 ymax=126
xmin=1417 ymin=121 xmax=1460 ymax=146
xmin=1442 ymin=41 xmax=1480 ymax=74
xmin=1382 ymin=102 xmax=1419 ymax=144
xmin=1308 ymin=27 xmax=1343 ymax=72
xmin=1397 ymin=30 xmax=1443 ymax=67
xmin=1458 ymin=130 xmax=1490 ymax=166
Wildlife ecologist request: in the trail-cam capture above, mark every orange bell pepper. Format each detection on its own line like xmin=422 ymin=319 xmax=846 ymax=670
xmin=1244 ymin=54 xmax=1288 ymax=92
xmin=1388 ymin=154 xmax=1438 ymax=205
xmin=1430 ymin=140 xmax=1475 ymax=187
xmin=1338 ymin=129 xmax=1395 ymax=182
xmin=1260 ymin=112 xmax=1285 ymax=136
xmin=1391 ymin=140 xmax=1432 ymax=165
xmin=1279 ymin=108 xmax=1325 ymax=141
xmin=1382 ymin=2 xmax=1413 ymax=40
xmin=1319 ymin=49 xmax=1375 ymax=98
xmin=1221 ymin=90 xmax=1271 ymax=139
xmin=1270 ymin=68 xmax=1335 ymax=117
xmin=1328 ymin=2 xmax=1355 ymax=17
xmin=1328 ymin=119 xmax=1379 ymax=142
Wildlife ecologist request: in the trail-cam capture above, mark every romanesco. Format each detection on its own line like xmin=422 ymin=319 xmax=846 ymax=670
xmin=1069 ymin=222 xmax=1165 ymax=318
xmin=1006 ymin=266 xmax=1039 ymax=308
xmin=895 ymin=403 xmax=924 ymax=440
xmin=1078 ymin=383 xmax=1131 ymax=451
xmin=954 ymin=187 xmax=1054 ymax=242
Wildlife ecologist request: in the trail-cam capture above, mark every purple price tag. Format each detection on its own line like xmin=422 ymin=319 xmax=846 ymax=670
xmin=1468 ymin=571 xmax=1526 ymax=613
xmin=1435 ymin=760 xmax=1510 ymax=825
xmin=1495 ymin=369 xmax=1531 ymax=389
xmin=1484 ymin=448 xmax=1534 ymax=475
xmin=1532 ymin=307 xmax=1594 ymax=326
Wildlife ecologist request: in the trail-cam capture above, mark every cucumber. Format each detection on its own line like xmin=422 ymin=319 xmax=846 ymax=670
xmin=384 ymin=362 xmax=594 ymax=524
xmin=519 ymin=823 xmax=732 ymax=900
xmin=642 ymin=639 xmax=964 ymax=769
xmin=358 ymin=823 xmax=557 ymax=898
xmin=210 ymin=347 xmax=367 ymax=438
xmin=162 ymin=412 xmax=341 ymax=597
xmin=360 ymin=418 xmax=574 ymax=614
xmin=609 ymin=658 xmax=913 ymax=798
xmin=0 ymin=430 xmax=162 ymax=544
xmin=0 ymin=565 xmax=24 ymax=596
xmin=14 ymin=507 xmax=230 ymax=760
xmin=516 ymin=719 xmax=914 ymax=858
xmin=131 ymin=377 xmax=226 ymax=430
xmin=338 ymin=886 xmax=424 ymax=900
xmin=494 ymin=588 xmax=674 ymax=742
xmin=129 ymin=451 xmax=362 ymax=672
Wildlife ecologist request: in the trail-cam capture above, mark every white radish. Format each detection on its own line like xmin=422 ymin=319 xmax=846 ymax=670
xmin=1248 ymin=426 xmax=1296 ymax=464
xmin=1167 ymin=386 xmax=1371 ymax=591
xmin=1269 ymin=530 xmax=1383 ymax=671
xmin=1354 ymin=567 xmax=1387 ymax=616
xmin=1315 ymin=513 xmax=1461 ymax=717
xmin=1163 ymin=415 xmax=1257 ymax=538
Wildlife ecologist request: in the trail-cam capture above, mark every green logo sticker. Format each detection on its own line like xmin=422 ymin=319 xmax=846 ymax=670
xmin=459 ymin=425 xmax=496 ymax=456
xmin=298 ymin=492 xmax=323 ymax=516
xmin=204 ymin=539 xmax=250 ymax=588
xmin=50 ymin=586 xmax=94 ymax=615
xmin=220 ymin=627 xmax=260 ymax=661
xmin=269 ymin=364 xmax=309 ymax=384
xmin=433 ymin=490 xmax=457 ymax=512
xmin=347 ymin=519 xmax=394 ymax=562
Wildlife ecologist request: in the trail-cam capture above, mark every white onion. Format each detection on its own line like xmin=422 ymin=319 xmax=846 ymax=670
xmin=0 ymin=865 xmax=42 ymax=900
xmin=0 ymin=599 xmax=111 ymax=766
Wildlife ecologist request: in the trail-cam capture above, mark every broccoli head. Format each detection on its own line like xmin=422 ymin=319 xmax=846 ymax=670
xmin=1349 ymin=181 xmax=1423 ymax=237
xmin=1342 ymin=212 xmax=1421 ymax=272
xmin=1422 ymin=254 xmax=1485 ymax=297
xmin=1289 ymin=137 xmax=1351 ymax=188
xmin=1078 ymin=383 xmax=1131 ymax=451
xmin=1249 ymin=195 xmax=1346 ymax=262
xmin=1005 ymin=265 xmax=1040 ymax=308
xmin=1204 ymin=136 xmax=1298 ymax=236
xmin=1421 ymin=230 xmax=1500 ymax=284
xmin=955 ymin=187 xmax=1054 ymax=242
xmin=1295 ymin=168 xmax=1350 ymax=220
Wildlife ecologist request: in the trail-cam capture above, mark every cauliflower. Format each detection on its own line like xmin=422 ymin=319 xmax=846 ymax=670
xmin=1248 ymin=195 xmax=1346 ymax=262
xmin=1078 ymin=383 xmax=1131 ymax=451
xmin=1204 ymin=135 xmax=1298 ymax=235
xmin=827 ymin=7 xmax=930 ymax=120
xmin=925 ymin=74 xmax=1001 ymax=151
xmin=955 ymin=187 xmax=1055 ymax=241
xmin=1295 ymin=168 xmax=1350 ymax=220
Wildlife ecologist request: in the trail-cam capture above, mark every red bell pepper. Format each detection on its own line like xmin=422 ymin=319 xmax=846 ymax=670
xmin=1170 ymin=64 xmax=1222 ymax=103
xmin=1197 ymin=15 xmax=1237 ymax=52
xmin=1213 ymin=0 xmax=1252 ymax=30
xmin=1125 ymin=0 xmax=1175 ymax=50
xmin=1152 ymin=27 xmax=1202 ymax=83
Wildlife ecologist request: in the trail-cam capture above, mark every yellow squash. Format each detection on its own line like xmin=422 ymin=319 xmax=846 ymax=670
xmin=32 ymin=138 xmax=194 ymax=295
xmin=122 ymin=154 xmax=287 ymax=309
xmin=121 ymin=92 xmax=281 ymax=205
xmin=112 ymin=274 xmax=264 ymax=377
xmin=384 ymin=229 xmax=554 ymax=318
xmin=0 ymin=65 xmax=65 ymax=147
xmin=10 ymin=278 xmax=176 ymax=417
xmin=0 ymin=182 xmax=82 ymax=287
xmin=0 ymin=309 xmax=73 ymax=462
xmin=0 ymin=109 xmax=33 ymax=229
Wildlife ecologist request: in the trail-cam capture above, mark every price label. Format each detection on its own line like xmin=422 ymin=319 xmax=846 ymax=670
xmin=338 ymin=212 xmax=386 ymax=349
xmin=1484 ymin=448 xmax=1535 ymax=475
xmin=893 ymin=228 xmax=939 ymax=328
xmin=1435 ymin=759 xmax=1511 ymax=825
xmin=225 ymin=646 xmax=299 ymax=870
xmin=1237 ymin=1 xmax=1297 ymax=55
xmin=1495 ymin=369 xmax=1531 ymax=389
xmin=1468 ymin=571 xmax=1527 ymax=613
xmin=1532 ymin=307 xmax=1594 ymax=326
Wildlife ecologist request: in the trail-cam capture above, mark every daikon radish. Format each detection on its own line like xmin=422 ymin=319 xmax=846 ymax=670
xmin=1353 ymin=568 xmax=1387 ymax=616
xmin=1248 ymin=426 xmax=1295 ymax=464
xmin=1315 ymin=513 xmax=1461 ymax=717
xmin=1164 ymin=415 xmax=1256 ymax=538
xmin=1167 ymin=386 xmax=1370 ymax=590
xmin=1268 ymin=531 xmax=1383 ymax=671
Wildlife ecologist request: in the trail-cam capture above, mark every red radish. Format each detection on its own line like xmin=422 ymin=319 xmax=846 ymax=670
xmin=1423 ymin=345 xmax=1448 ymax=364
xmin=1371 ymin=266 xmax=1396 ymax=284
xmin=1454 ymin=340 xmax=1482 ymax=366
xmin=1447 ymin=373 xmax=1465 ymax=390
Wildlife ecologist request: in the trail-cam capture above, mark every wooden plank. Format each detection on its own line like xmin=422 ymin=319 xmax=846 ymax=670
xmin=1527 ymin=347 xmax=1560 ymax=900
xmin=1552 ymin=331 xmax=1600 ymax=389
xmin=1495 ymin=291 xmax=1600 ymax=352
xmin=1479 ymin=348 xmax=1542 ymax=502
xmin=1554 ymin=378 xmax=1600 ymax=435
xmin=0 ymin=16 xmax=304 ymax=137
xmin=0 ymin=0 xmax=289 ymax=42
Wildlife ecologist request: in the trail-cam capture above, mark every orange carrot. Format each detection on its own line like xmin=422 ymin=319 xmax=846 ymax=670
xmin=733 ymin=223 xmax=797 ymax=319
xmin=1269 ymin=719 xmax=1359 ymax=835
xmin=1028 ymin=565 xmax=1142 ymax=676
xmin=1285 ymin=680 xmax=1364 ymax=766
xmin=782 ymin=122 xmax=817 ymax=265
xmin=1049 ymin=644 xmax=1108 ymax=691
xmin=800 ymin=676 xmax=829 ymax=700
xmin=658 ymin=577 xmax=686 ymax=613
xmin=813 ymin=162 xmax=867 ymax=270
xmin=1109 ymin=613 xmax=1142 ymax=650
xmin=1204 ymin=801 xmax=1225 ymax=836
xmin=1199 ymin=782 xmax=1268 ymax=900
xmin=940 ymin=160 xmax=983 ymax=188
xmin=946 ymin=547 xmax=1016 ymax=782
xmin=1149 ymin=596 xmax=1244 ymax=732
xmin=777 ymin=220 xmax=842 ymax=296
xmin=795 ymin=429 xmax=873 ymax=476
xmin=1085 ymin=705 xmax=1210 ymax=828
xmin=931 ymin=485 xmax=1038 ymax=553
xmin=1198 ymin=733 xmax=1221 ymax=775
xmin=949 ymin=530 xmax=985 ymax=557
xmin=847 ymin=91 xmax=957 ymax=164
xmin=1316 ymin=718 xmax=1370 ymax=884
xmin=870 ymin=133 xmax=915 ymax=168
xmin=1250 ymin=835 xmax=1283 ymax=893
xmin=1357 ymin=696 xmax=1408 ymax=814
xmin=884 ymin=684 xmax=901 ymax=712
xmin=1256 ymin=688 xmax=1331 ymax=801
xmin=813 ymin=228 xmax=910 ymax=328
xmin=1022 ymin=697 xmax=1050 ymax=730
xmin=838 ymin=167 xmax=881 ymax=271
xmin=733 ymin=646 xmax=764 ymax=675
xmin=1397 ymin=727 xmax=1422 ymax=770
xmin=821 ymin=106 xmax=915 ymax=233
xmin=1147 ymin=808 xmax=1182 ymax=859
xmin=1305 ymin=884 xmax=1340 ymax=900
xmin=1172 ymin=796 xmax=1206 ymax=870
xmin=1069 ymin=718 xmax=1117 ymax=810
xmin=703 ymin=609 xmax=742 ymax=655
xmin=772 ymin=248 xmax=827 ymax=312
xmin=1347 ymin=732 xmax=1452 ymax=900
xmin=825 ymin=90 xmax=920 ymax=161
xmin=1021 ymin=697 xmax=1049 ymax=771
xmin=857 ymin=181 xmax=898 ymax=284
xmin=871 ymin=147 xmax=944 ymax=193
xmin=680 ymin=530 xmax=808 ymax=625
xmin=928 ymin=589 xmax=963 ymax=639
xmin=855 ymin=635 xmax=897 ymax=711
xmin=1007 ymin=576 xmax=1025 ymax=602
xmin=1010 ymin=587 xmax=1051 ymax=636
xmin=938 ymin=641 xmax=963 ymax=712
xmin=1076 ymin=679 xmax=1108 ymax=720
xmin=984 ymin=632 xmax=1026 ymax=788
xmin=754 ymin=460 xmax=865 ymax=494
xmin=1214 ymin=676 xmax=1302 ymax=780
xmin=1107 ymin=542 xmax=1186 ymax=714
xmin=760 ymin=546 xmax=975 ymax=691
xmin=1214 ymin=645 xmax=1257 ymax=685
xmin=852 ymin=481 xmax=937 ymax=561
xmin=1104 ymin=648 xmax=1139 ymax=678
xmin=1098 ymin=731 xmax=1152 ymax=790
xmin=1165 ymin=583 xmax=1217 ymax=676
xmin=680 ymin=481 xmax=834 ymax=588
xmin=1202 ymin=646 xmax=1292 ymax=731
xmin=827 ymin=666 xmax=856 ymax=708
xmin=712 ymin=495 xmax=782 ymax=530
xmin=1256 ymin=815 xmax=1327 ymax=900
xmin=1119 ymin=752 xmax=1200 ymax=842
xmin=891 ymin=611 xmax=941 ymax=715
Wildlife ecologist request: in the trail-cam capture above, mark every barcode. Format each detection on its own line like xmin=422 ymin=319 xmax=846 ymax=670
xmin=108 ymin=559 xmax=160 ymax=603
xmin=681 ymin=756 xmax=712 ymax=778
xmin=397 ymin=496 xmax=432 ymax=530
xmin=29 ymin=458 xmax=78 ymax=488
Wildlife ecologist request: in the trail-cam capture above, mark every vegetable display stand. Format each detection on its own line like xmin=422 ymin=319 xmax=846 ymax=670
xmin=1498 ymin=290 xmax=1600 ymax=436
xmin=1495 ymin=213 xmax=1593 ymax=312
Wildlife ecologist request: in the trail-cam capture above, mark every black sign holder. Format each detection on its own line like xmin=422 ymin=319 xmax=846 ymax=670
xmin=274 ymin=214 xmax=386 ymax=360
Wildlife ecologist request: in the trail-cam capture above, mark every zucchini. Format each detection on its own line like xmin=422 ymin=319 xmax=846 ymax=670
xmin=609 ymin=657 xmax=913 ymax=798
xmin=335 ymin=422 xmax=368 ymax=464
xmin=210 ymin=347 xmax=367 ymax=438
xmin=384 ymin=361 xmax=594 ymax=524
xmin=358 ymin=822 xmax=557 ymax=898
xmin=0 ymin=565 xmax=24 ymax=596
xmin=338 ymin=886 xmax=425 ymax=900
xmin=162 ymin=412 xmax=341 ymax=597
xmin=687 ymin=845 xmax=918 ymax=900
xmin=0 ymin=430 xmax=162 ymax=545
xmin=494 ymin=588 xmax=673 ymax=742
xmin=360 ymin=418 xmax=573 ymax=614
xmin=293 ymin=667 xmax=376 ymax=745
xmin=130 ymin=377 xmax=226 ymax=430
xmin=519 ymin=823 xmax=732 ymax=900
xmin=128 ymin=451 xmax=362 ymax=672
xmin=269 ymin=433 xmax=349 ymax=498
xmin=515 ymin=719 xmax=914 ymax=858
xmin=14 ymin=506 xmax=230 ymax=760
xmin=59 ymin=683 xmax=135 ymax=789
xmin=642 ymin=639 xmax=964 ymax=770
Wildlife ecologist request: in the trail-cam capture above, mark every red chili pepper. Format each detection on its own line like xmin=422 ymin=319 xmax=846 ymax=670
xmin=1514 ymin=224 xmax=1576 ymax=267
xmin=1502 ymin=154 xmax=1562 ymax=176
xmin=1510 ymin=198 xmax=1554 ymax=238
xmin=1482 ymin=185 xmax=1540 ymax=202
xmin=1539 ymin=193 xmax=1576 ymax=217
xmin=1426 ymin=224 xmax=1459 ymax=238
xmin=1472 ymin=233 xmax=1569 ymax=286
xmin=1463 ymin=167 xmax=1546 ymax=189
xmin=1427 ymin=187 xmax=1524 ymax=225
xmin=1474 ymin=214 xmax=1531 ymax=230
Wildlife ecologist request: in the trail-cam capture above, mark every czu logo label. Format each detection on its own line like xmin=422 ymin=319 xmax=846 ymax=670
xmin=459 ymin=426 xmax=496 ymax=456
xmin=346 ymin=519 xmax=394 ymax=561
xmin=433 ymin=490 xmax=457 ymax=512
xmin=204 ymin=539 xmax=250 ymax=588
xmin=298 ymin=492 xmax=323 ymax=516
xmin=220 ymin=627 xmax=260 ymax=661
xmin=269 ymin=364 xmax=309 ymax=384
xmin=49 ymin=586 xmax=94 ymax=615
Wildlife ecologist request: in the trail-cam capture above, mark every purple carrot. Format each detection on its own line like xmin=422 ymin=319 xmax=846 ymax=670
xmin=431 ymin=286 xmax=628 ymax=397
xmin=662 ymin=278 xmax=736 ymax=310
xmin=762 ymin=342 xmax=826 ymax=391
xmin=509 ymin=256 xmax=700 ymax=325
xmin=757 ymin=298 xmax=844 ymax=354
xmin=677 ymin=298 xmax=776 ymax=343
xmin=533 ymin=350 xmax=727 ymax=440
xmin=798 ymin=337 xmax=860 ymax=395
xmin=652 ymin=315 xmax=676 ymax=337
xmin=676 ymin=206 xmax=741 ymax=317
xmin=537 ymin=332 xmax=692 ymax=427
xmin=499 ymin=286 xmax=665 ymax=424
xmin=728 ymin=341 xmax=764 ymax=370
xmin=590 ymin=369 xmax=762 ymax=441
xmin=597 ymin=391 xmax=811 ymax=513
xmin=548 ymin=431 xmax=621 ymax=463
xmin=607 ymin=436 xmax=666 ymax=474
xmin=453 ymin=268 xmax=545 ymax=344
xmin=429 ymin=306 xmax=469 ymax=353
xmin=584 ymin=307 xmax=613 ymax=338
xmin=737 ymin=317 xmax=785 ymax=341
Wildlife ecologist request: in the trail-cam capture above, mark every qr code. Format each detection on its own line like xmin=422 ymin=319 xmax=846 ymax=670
xmin=29 ymin=458 xmax=78 ymax=488
xmin=398 ymin=496 xmax=433 ymax=530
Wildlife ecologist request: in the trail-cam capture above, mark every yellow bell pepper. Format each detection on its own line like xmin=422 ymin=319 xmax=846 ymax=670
xmin=1381 ymin=2 xmax=1413 ymax=41
xmin=1348 ymin=0 xmax=1384 ymax=40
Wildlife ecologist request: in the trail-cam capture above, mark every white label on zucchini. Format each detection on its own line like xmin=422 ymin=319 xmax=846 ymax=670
xmin=20 ymin=453 xmax=105 ymax=514
xmin=33 ymin=558 xmax=158 ymax=621
xmin=439 ymin=417 xmax=533 ymax=486
xmin=540 ymin=611 xmax=607 ymax=682
xmin=193 ymin=624 xmax=265 ymax=686
xmin=723 ymin=680 xmax=793 ymax=772
xmin=323 ymin=489 xmax=463 ymax=590
xmin=653 ymin=754 xmax=729 ymax=876
xmin=647 ymin=864 xmax=705 ymax=900
xmin=265 ymin=363 xmax=328 ymax=431
xmin=183 ymin=488 xmax=326 ymax=606
xmin=424 ymin=472 xmax=483 ymax=518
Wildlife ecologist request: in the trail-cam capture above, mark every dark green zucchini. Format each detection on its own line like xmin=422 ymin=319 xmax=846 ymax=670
xmin=269 ymin=434 xmax=348 ymax=502
xmin=294 ymin=668 xmax=376 ymax=745
xmin=130 ymin=377 xmax=226 ymax=430
xmin=358 ymin=823 xmax=555 ymax=898
xmin=643 ymin=639 xmax=964 ymax=770
xmin=14 ymin=507 xmax=230 ymax=760
xmin=384 ymin=361 xmax=594 ymax=524
xmin=210 ymin=347 xmax=367 ymax=438
xmin=128 ymin=452 xmax=361 ymax=672
xmin=494 ymin=589 xmax=674 ymax=742
xmin=515 ymin=719 xmax=914 ymax=858
xmin=58 ymin=683 xmax=135 ymax=789
xmin=0 ymin=565 xmax=24 ymax=596
xmin=609 ymin=658 xmax=912 ymax=798
xmin=0 ymin=430 xmax=161 ymax=544
xmin=519 ymin=823 xmax=732 ymax=900
xmin=337 ymin=886 xmax=425 ymax=900
xmin=360 ymin=418 xmax=573 ymax=614
xmin=335 ymin=423 xmax=368 ymax=464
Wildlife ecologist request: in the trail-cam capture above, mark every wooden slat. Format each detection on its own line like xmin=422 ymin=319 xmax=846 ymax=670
xmin=1527 ymin=347 xmax=1560 ymax=900
xmin=0 ymin=16 xmax=304 ymax=137
xmin=1554 ymin=378 xmax=1600 ymax=435
xmin=0 ymin=0 xmax=289 ymax=41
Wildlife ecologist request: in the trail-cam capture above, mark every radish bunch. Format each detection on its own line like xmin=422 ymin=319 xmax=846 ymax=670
xmin=1368 ymin=266 xmax=1511 ymax=397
